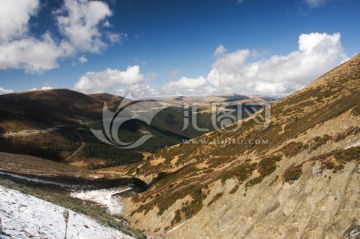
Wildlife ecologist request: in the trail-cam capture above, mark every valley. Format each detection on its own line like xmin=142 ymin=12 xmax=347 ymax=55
xmin=0 ymin=55 xmax=359 ymax=238
xmin=1 ymin=1 xmax=359 ymax=238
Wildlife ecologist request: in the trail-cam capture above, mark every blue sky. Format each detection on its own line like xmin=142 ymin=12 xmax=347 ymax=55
xmin=0 ymin=0 xmax=359 ymax=96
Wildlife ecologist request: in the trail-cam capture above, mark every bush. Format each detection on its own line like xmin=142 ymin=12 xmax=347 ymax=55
xmin=283 ymin=164 xmax=303 ymax=184
xmin=258 ymin=156 xmax=282 ymax=176
xmin=283 ymin=142 xmax=308 ymax=158
xmin=323 ymin=161 xmax=335 ymax=170
xmin=245 ymin=156 xmax=282 ymax=187
xmin=207 ymin=193 xmax=223 ymax=206
xmin=311 ymin=134 xmax=332 ymax=151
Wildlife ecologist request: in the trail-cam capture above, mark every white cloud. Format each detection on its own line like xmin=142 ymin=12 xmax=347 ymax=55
xmin=0 ymin=87 xmax=14 ymax=95
xmin=305 ymin=0 xmax=327 ymax=8
xmin=56 ymin=0 xmax=112 ymax=53
xmin=106 ymin=33 xmax=126 ymax=43
xmin=30 ymin=86 xmax=54 ymax=91
xmin=161 ymin=76 xmax=210 ymax=96
xmin=73 ymin=65 xmax=148 ymax=94
xmin=74 ymin=32 xmax=347 ymax=97
xmin=103 ymin=20 xmax=112 ymax=28
xmin=78 ymin=56 xmax=88 ymax=64
xmin=0 ymin=34 xmax=62 ymax=73
xmin=163 ymin=76 xmax=207 ymax=89
xmin=0 ymin=0 xmax=39 ymax=41
xmin=214 ymin=45 xmax=227 ymax=57
xmin=0 ymin=0 xmax=58 ymax=73
xmin=208 ymin=32 xmax=347 ymax=96
xmin=0 ymin=0 xmax=119 ymax=73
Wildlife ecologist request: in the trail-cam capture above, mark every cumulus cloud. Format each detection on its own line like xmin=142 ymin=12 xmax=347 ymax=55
xmin=0 ymin=0 xmax=39 ymax=42
xmin=73 ymin=65 xmax=149 ymax=94
xmin=214 ymin=45 xmax=227 ymax=57
xmin=0 ymin=34 xmax=62 ymax=73
xmin=0 ymin=0 xmax=118 ymax=73
xmin=0 ymin=0 xmax=59 ymax=73
xmin=305 ymin=0 xmax=327 ymax=8
xmin=208 ymin=32 xmax=347 ymax=96
xmin=161 ymin=76 xmax=210 ymax=96
xmin=0 ymin=87 xmax=14 ymax=95
xmin=56 ymin=0 xmax=111 ymax=53
xmin=74 ymin=32 xmax=347 ymax=97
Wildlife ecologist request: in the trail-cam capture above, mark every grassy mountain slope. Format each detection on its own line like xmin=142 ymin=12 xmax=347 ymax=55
xmin=0 ymin=89 xmax=230 ymax=168
xmin=0 ymin=89 xmax=102 ymax=132
xmin=0 ymin=88 xmax=266 ymax=168
xmin=122 ymin=54 xmax=360 ymax=238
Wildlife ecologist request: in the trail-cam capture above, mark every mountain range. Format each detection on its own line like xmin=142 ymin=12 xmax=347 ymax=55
xmin=0 ymin=54 xmax=359 ymax=239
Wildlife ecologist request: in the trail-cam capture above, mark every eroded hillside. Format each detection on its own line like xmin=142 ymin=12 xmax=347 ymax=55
xmin=121 ymin=54 xmax=360 ymax=238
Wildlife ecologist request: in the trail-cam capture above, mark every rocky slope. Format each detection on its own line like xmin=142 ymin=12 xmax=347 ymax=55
xmin=121 ymin=54 xmax=360 ymax=238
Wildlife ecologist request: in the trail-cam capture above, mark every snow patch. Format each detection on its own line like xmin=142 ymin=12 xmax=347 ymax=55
xmin=0 ymin=186 xmax=134 ymax=239
xmin=345 ymin=139 xmax=360 ymax=149
xmin=70 ymin=187 xmax=131 ymax=214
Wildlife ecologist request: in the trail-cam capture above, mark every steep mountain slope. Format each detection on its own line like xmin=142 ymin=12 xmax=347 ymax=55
xmin=122 ymin=54 xmax=360 ymax=238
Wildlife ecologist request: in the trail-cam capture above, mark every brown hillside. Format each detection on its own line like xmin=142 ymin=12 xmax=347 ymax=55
xmin=122 ymin=54 xmax=360 ymax=238
xmin=0 ymin=89 xmax=104 ymax=133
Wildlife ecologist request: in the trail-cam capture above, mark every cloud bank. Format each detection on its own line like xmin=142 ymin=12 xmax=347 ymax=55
xmin=207 ymin=32 xmax=346 ymax=96
xmin=74 ymin=32 xmax=347 ymax=97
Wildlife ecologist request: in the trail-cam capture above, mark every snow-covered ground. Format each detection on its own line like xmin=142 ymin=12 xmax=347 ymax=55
xmin=0 ymin=186 xmax=134 ymax=239
xmin=70 ymin=187 xmax=131 ymax=214
xmin=0 ymin=171 xmax=132 ymax=215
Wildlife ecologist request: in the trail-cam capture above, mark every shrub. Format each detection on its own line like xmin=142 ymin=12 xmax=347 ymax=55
xmin=229 ymin=185 xmax=239 ymax=194
xmin=207 ymin=193 xmax=223 ymax=206
xmin=258 ymin=156 xmax=282 ymax=176
xmin=334 ymin=146 xmax=360 ymax=163
xmin=283 ymin=164 xmax=303 ymax=184
xmin=323 ymin=161 xmax=335 ymax=170
xmin=311 ymin=134 xmax=332 ymax=151
xmin=283 ymin=142 xmax=308 ymax=158
xmin=245 ymin=156 xmax=282 ymax=187
xmin=246 ymin=177 xmax=264 ymax=187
